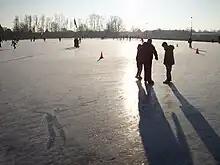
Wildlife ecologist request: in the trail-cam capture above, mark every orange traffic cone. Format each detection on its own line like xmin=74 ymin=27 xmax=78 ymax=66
xmin=97 ymin=52 xmax=104 ymax=61
xmin=196 ymin=48 xmax=199 ymax=54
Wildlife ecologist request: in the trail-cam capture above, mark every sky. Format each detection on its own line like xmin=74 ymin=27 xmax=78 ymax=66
xmin=0 ymin=0 xmax=220 ymax=31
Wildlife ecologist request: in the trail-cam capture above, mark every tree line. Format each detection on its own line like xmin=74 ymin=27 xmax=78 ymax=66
xmin=1 ymin=13 xmax=220 ymax=34
xmin=11 ymin=13 xmax=125 ymax=33
xmin=0 ymin=13 xmax=219 ymax=42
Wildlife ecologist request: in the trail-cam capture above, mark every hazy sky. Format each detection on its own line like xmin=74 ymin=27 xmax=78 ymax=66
xmin=0 ymin=0 xmax=219 ymax=30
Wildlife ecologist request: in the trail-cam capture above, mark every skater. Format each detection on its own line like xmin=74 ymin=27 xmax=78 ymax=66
xmin=43 ymin=37 xmax=46 ymax=42
xmin=59 ymin=37 xmax=61 ymax=42
xmin=33 ymin=36 xmax=36 ymax=42
xmin=162 ymin=42 xmax=175 ymax=84
xmin=74 ymin=38 xmax=79 ymax=48
xmin=0 ymin=36 xmax=2 ymax=47
xmin=11 ymin=40 xmax=17 ymax=49
xmin=188 ymin=37 xmax=192 ymax=48
xmin=135 ymin=44 xmax=144 ymax=80
xmin=15 ymin=37 xmax=19 ymax=43
xmin=141 ymin=38 xmax=144 ymax=44
xmin=142 ymin=39 xmax=158 ymax=85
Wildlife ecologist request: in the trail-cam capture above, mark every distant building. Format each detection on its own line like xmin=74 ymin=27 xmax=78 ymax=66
xmin=192 ymin=32 xmax=220 ymax=36
xmin=192 ymin=32 xmax=220 ymax=42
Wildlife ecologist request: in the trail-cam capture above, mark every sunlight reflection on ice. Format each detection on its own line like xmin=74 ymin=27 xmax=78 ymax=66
xmin=120 ymin=42 xmax=140 ymax=118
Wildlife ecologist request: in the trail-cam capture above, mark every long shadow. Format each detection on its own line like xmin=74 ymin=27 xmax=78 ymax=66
xmin=65 ymin=47 xmax=77 ymax=50
xmin=0 ymin=49 xmax=11 ymax=51
xmin=192 ymin=48 xmax=207 ymax=53
xmin=172 ymin=112 xmax=193 ymax=165
xmin=0 ymin=54 xmax=46 ymax=64
xmin=169 ymin=83 xmax=220 ymax=163
xmin=137 ymin=81 xmax=189 ymax=165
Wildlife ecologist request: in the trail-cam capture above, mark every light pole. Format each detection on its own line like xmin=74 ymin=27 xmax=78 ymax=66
xmin=145 ymin=22 xmax=148 ymax=39
xmin=190 ymin=17 xmax=193 ymax=37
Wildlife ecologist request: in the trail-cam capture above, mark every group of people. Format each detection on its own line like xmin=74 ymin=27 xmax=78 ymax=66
xmin=135 ymin=39 xmax=175 ymax=84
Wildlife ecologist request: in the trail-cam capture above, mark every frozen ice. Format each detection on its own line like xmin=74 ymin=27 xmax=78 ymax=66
xmin=0 ymin=38 xmax=220 ymax=164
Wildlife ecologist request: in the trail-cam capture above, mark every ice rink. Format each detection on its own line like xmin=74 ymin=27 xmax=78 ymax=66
xmin=1 ymin=38 xmax=220 ymax=165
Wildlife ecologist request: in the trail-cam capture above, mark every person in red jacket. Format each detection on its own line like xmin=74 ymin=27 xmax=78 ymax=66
xmin=162 ymin=42 xmax=175 ymax=84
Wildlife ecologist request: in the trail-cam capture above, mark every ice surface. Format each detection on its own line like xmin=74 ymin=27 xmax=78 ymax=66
xmin=0 ymin=39 xmax=220 ymax=165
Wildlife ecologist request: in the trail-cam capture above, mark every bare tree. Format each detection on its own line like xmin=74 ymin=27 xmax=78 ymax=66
xmin=63 ymin=18 xmax=68 ymax=31
xmin=33 ymin=15 xmax=39 ymax=32
xmin=23 ymin=15 xmax=29 ymax=31
xmin=59 ymin=14 xmax=65 ymax=30
xmin=20 ymin=22 xmax=29 ymax=32
xmin=78 ymin=23 xmax=88 ymax=32
xmin=131 ymin=26 xmax=141 ymax=32
xmin=45 ymin=17 xmax=52 ymax=31
xmin=51 ymin=22 xmax=59 ymax=32
xmin=28 ymin=15 xmax=32 ymax=31
xmin=54 ymin=14 xmax=60 ymax=31
xmin=40 ymin=15 xmax=45 ymax=32
xmin=13 ymin=16 xmax=20 ymax=32
xmin=88 ymin=14 xmax=104 ymax=31
xmin=99 ymin=16 xmax=105 ymax=31
xmin=69 ymin=20 xmax=73 ymax=30
xmin=106 ymin=16 xmax=124 ymax=32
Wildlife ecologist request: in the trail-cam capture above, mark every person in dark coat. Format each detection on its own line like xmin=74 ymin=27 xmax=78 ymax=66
xmin=0 ymin=36 xmax=2 ymax=47
xmin=11 ymin=40 xmax=17 ymax=49
xmin=162 ymin=42 xmax=175 ymax=84
xmin=135 ymin=44 xmax=144 ymax=80
xmin=142 ymin=39 xmax=158 ymax=85
xmin=74 ymin=38 xmax=79 ymax=48
xmin=188 ymin=37 xmax=192 ymax=48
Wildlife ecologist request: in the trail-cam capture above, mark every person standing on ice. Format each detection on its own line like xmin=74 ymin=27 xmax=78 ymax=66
xmin=135 ymin=44 xmax=144 ymax=80
xmin=188 ymin=37 xmax=192 ymax=48
xmin=74 ymin=38 xmax=79 ymax=48
xmin=162 ymin=42 xmax=175 ymax=84
xmin=142 ymin=39 xmax=158 ymax=85
xmin=0 ymin=36 xmax=2 ymax=47
xmin=11 ymin=40 xmax=17 ymax=49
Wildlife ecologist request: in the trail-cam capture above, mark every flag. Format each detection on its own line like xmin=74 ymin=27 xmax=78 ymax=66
xmin=74 ymin=19 xmax=78 ymax=29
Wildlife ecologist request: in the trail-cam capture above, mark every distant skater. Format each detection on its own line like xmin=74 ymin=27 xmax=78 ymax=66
xmin=74 ymin=38 xmax=79 ymax=48
xmin=33 ymin=36 xmax=36 ymax=42
xmin=141 ymin=38 xmax=144 ymax=44
xmin=0 ymin=36 xmax=2 ymax=47
xmin=188 ymin=37 xmax=192 ymax=48
xmin=43 ymin=37 xmax=46 ymax=42
xmin=15 ymin=37 xmax=19 ymax=43
xmin=59 ymin=37 xmax=61 ymax=42
xmin=11 ymin=40 xmax=17 ymax=49
xmin=162 ymin=42 xmax=175 ymax=84
xmin=135 ymin=44 xmax=144 ymax=80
